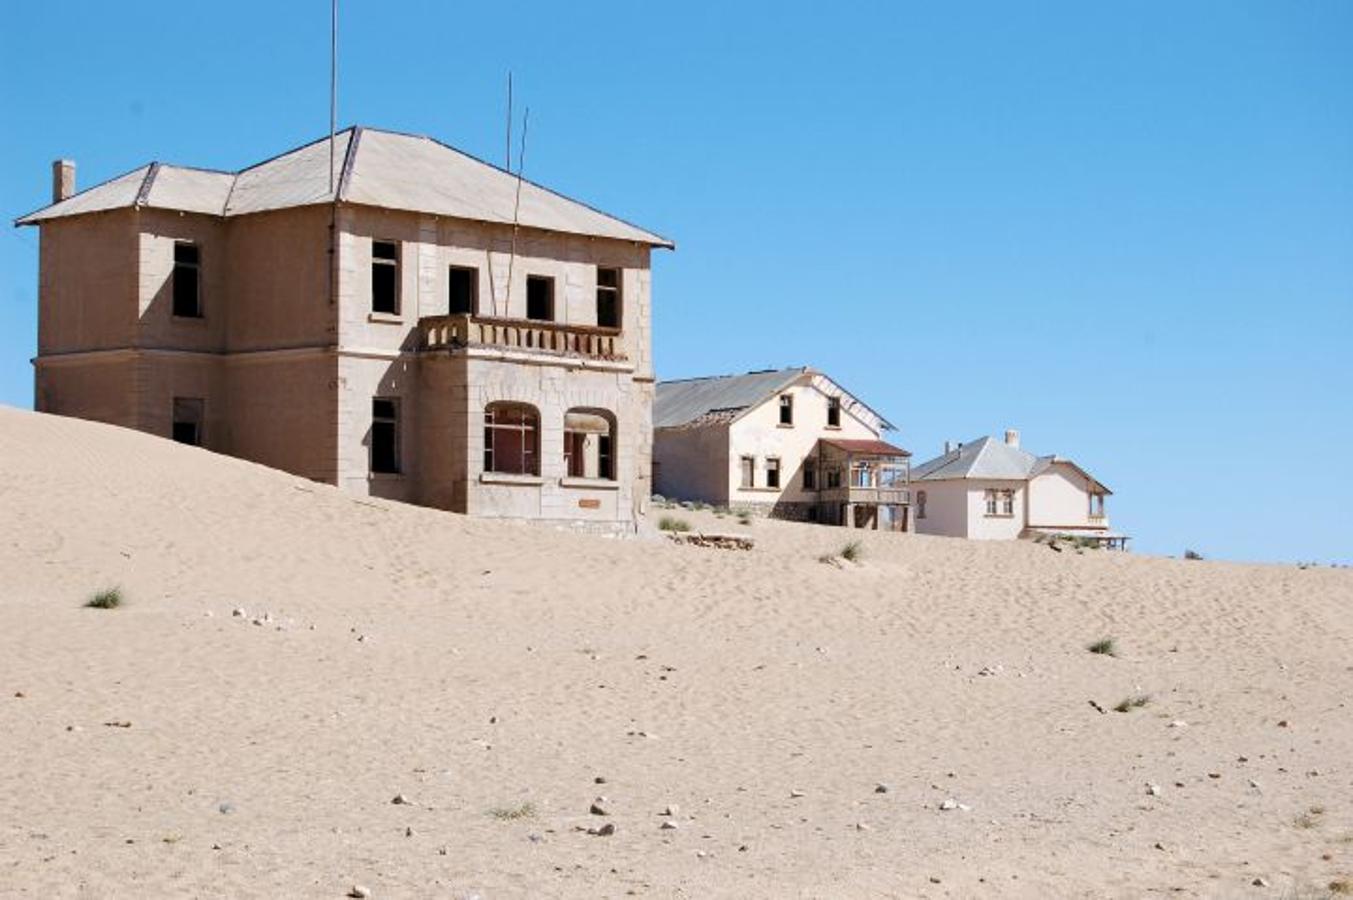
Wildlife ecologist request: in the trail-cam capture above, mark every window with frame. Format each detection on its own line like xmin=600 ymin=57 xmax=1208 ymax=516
xmin=596 ymin=267 xmax=622 ymax=329
xmin=448 ymin=266 xmax=477 ymax=315
xmin=371 ymin=240 xmax=399 ymax=314
xmin=740 ymin=456 xmax=755 ymax=489
xmin=984 ymin=489 xmax=998 ymax=516
xmin=370 ymin=398 xmax=401 ymax=474
xmin=765 ymin=457 xmax=781 ymax=489
xmin=917 ymin=489 xmax=927 ymax=519
xmin=1001 ymin=489 xmax=1015 ymax=515
xmin=484 ymin=402 xmax=540 ymax=475
xmin=171 ymin=397 xmax=203 ymax=446
xmin=778 ymin=394 xmax=794 ymax=426
xmin=1089 ymin=492 xmax=1106 ymax=519
xmin=526 ymin=275 xmax=554 ymax=321
xmin=826 ymin=396 xmax=841 ymax=428
xmin=803 ymin=460 xmax=817 ymax=490
xmin=172 ymin=242 xmax=202 ymax=318
xmin=564 ymin=408 xmax=617 ymax=480
xmin=826 ymin=467 xmax=842 ymax=489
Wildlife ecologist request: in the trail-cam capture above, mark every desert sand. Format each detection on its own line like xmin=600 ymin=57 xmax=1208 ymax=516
xmin=1 ymin=405 xmax=1349 ymax=898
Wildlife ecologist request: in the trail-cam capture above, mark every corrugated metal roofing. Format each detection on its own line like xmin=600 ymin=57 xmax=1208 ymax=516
xmin=16 ymin=126 xmax=673 ymax=248
xmin=654 ymin=368 xmax=807 ymax=429
xmin=819 ymin=438 xmax=911 ymax=457
xmin=911 ymin=435 xmax=1110 ymax=492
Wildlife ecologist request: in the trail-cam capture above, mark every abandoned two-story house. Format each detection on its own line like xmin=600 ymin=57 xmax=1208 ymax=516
xmin=15 ymin=126 xmax=673 ymax=530
xmin=652 ymin=367 xmax=912 ymax=530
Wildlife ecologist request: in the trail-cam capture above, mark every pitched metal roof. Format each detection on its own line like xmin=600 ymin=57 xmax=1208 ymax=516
xmin=654 ymin=368 xmax=806 ymax=429
xmin=820 ymin=438 xmax=911 ymax=457
xmin=911 ymin=435 xmax=1111 ymax=492
xmin=16 ymin=126 xmax=673 ymax=248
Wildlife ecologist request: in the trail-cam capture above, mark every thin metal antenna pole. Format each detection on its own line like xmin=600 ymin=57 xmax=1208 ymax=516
xmin=329 ymin=0 xmax=338 ymax=194
xmin=506 ymin=72 xmax=513 ymax=171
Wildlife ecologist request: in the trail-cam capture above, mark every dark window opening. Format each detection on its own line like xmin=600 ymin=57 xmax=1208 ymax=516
xmin=371 ymin=397 xmax=401 ymax=474
xmin=779 ymin=394 xmax=794 ymax=425
xmin=484 ymin=402 xmax=540 ymax=475
xmin=448 ymin=266 xmax=477 ymax=316
xmin=564 ymin=408 xmax=617 ymax=480
xmin=171 ymin=397 xmax=203 ymax=446
xmin=526 ymin=276 xmax=554 ymax=321
xmin=766 ymin=458 xmax=781 ymax=489
xmin=827 ymin=396 xmax=841 ymax=427
xmin=596 ymin=267 xmax=622 ymax=329
xmin=803 ymin=462 xmax=817 ymax=491
xmin=172 ymin=242 xmax=201 ymax=318
xmin=372 ymin=240 xmax=399 ymax=315
xmin=917 ymin=490 xmax=928 ymax=519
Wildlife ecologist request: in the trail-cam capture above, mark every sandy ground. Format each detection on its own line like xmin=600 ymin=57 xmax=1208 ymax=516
xmin=1 ymin=406 xmax=1350 ymax=899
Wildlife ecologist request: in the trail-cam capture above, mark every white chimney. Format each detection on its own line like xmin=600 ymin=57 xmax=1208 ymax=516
xmin=52 ymin=159 xmax=75 ymax=202
xmin=1004 ymin=429 xmax=1020 ymax=449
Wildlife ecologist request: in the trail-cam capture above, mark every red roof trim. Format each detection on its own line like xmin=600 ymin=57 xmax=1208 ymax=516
xmin=819 ymin=438 xmax=912 ymax=457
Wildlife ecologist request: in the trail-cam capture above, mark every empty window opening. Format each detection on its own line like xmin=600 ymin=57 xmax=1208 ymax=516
xmin=370 ymin=397 xmax=401 ymax=474
xmin=827 ymin=396 xmax=841 ymax=428
xmin=765 ymin=457 xmax=781 ymax=489
xmin=740 ymin=456 xmax=755 ymax=489
xmin=448 ymin=266 xmax=477 ymax=316
xmin=779 ymin=394 xmax=794 ymax=425
xmin=172 ymin=242 xmax=201 ymax=318
xmin=596 ymin=267 xmax=622 ymax=329
xmin=484 ymin=402 xmax=540 ymax=475
xmin=171 ymin=397 xmax=203 ymax=446
xmin=526 ymin=275 xmax=554 ymax=321
xmin=371 ymin=240 xmax=399 ymax=314
xmin=825 ymin=467 xmax=842 ymax=489
xmin=803 ymin=460 xmax=817 ymax=491
xmin=917 ymin=490 xmax=927 ymax=519
xmin=1089 ymin=492 xmax=1106 ymax=519
xmin=564 ymin=408 xmax=617 ymax=480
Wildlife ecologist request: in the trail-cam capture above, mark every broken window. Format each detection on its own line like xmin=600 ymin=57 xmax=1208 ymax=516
xmin=526 ymin=275 xmax=554 ymax=321
xmin=370 ymin=397 xmax=401 ymax=474
xmin=740 ymin=456 xmax=755 ymax=489
xmin=564 ymin=408 xmax=617 ymax=480
xmin=827 ymin=396 xmax=841 ymax=428
xmin=765 ymin=457 xmax=781 ymax=489
xmin=826 ymin=468 xmax=842 ymax=489
xmin=448 ymin=266 xmax=477 ymax=316
xmin=172 ymin=242 xmax=201 ymax=318
xmin=371 ymin=240 xmax=399 ymax=314
xmin=803 ymin=460 xmax=817 ymax=490
xmin=484 ymin=402 xmax=539 ymax=475
xmin=596 ymin=267 xmax=622 ymax=329
xmin=171 ymin=397 xmax=203 ymax=446
xmin=779 ymin=394 xmax=793 ymax=426
xmin=917 ymin=490 xmax=927 ymax=519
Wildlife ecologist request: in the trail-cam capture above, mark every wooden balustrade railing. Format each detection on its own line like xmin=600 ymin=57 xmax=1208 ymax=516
xmin=419 ymin=314 xmax=626 ymax=362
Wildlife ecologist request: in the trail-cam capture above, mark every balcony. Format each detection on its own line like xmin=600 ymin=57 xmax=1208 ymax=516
xmin=419 ymin=313 xmax=626 ymax=363
xmin=819 ymin=485 xmax=911 ymax=507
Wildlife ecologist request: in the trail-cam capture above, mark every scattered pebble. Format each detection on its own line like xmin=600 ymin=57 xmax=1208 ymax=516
xmin=854 ymin=822 xmax=870 ymax=831
xmin=789 ymin=790 xmax=805 ymax=799
xmin=939 ymin=799 xmax=958 ymax=811
xmin=588 ymin=823 xmax=616 ymax=837
xmin=875 ymin=783 xmax=891 ymax=794
xmin=1277 ymin=720 xmax=1289 ymax=728
xmin=594 ymin=776 xmax=607 ymax=785
xmin=660 ymin=821 xmax=678 ymax=831
xmin=662 ymin=804 xmax=679 ymax=816
xmin=391 ymin=794 xmax=411 ymax=806
xmin=1168 ymin=720 xmax=1188 ymax=729
xmin=1146 ymin=783 xmax=1161 ymax=796
xmin=404 ymin=826 xmax=414 ymax=837
xmin=232 ymin=608 xmax=246 ymax=618
xmin=218 ymin=802 xmax=235 ymax=815
xmin=348 ymin=886 xmax=371 ymax=899
xmin=1252 ymin=877 xmax=1269 ymax=887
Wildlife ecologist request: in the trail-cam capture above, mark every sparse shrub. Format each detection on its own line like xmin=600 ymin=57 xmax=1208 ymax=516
xmin=1329 ymin=879 xmax=1351 ymax=895
xmin=1184 ymin=549 xmax=1204 ymax=561
xmin=85 ymin=587 xmax=123 ymax=610
xmin=488 ymin=802 xmax=536 ymax=821
xmin=1113 ymin=694 xmax=1150 ymax=713
xmin=1294 ymin=806 xmax=1325 ymax=829
xmin=1088 ymin=638 xmax=1117 ymax=657
xmin=736 ymin=513 xmax=752 ymax=526
xmin=658 ymin=516 xmax=690 ymax=533
xmin=840 ymin=540 xmax=864 ymax=562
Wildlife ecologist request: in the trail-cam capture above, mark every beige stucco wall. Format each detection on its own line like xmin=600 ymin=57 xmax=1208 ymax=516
xmin=136 ymin=209 xmax=228 ymax=353
xmin=725 ymin=378 xmax=880 ymax=508
xmin=913 ymin=479 xmax=969 ymax=538
xmin=652 ymin=424 xmax=730 ymax=505
xmin=37 ymin=212 xmax=139 ymax=355
xmin=34 ymin=356 xmax=140 ymax=428
xmin=962 ymin=479 xmax=1027 ymax=540
xmin=225 ymin=206 xmax=336 ymax=352
xmin=1027 ymin=463 xmax=1109 ymax=531
xmin=225 ymin=352 xmax=337 ymax=483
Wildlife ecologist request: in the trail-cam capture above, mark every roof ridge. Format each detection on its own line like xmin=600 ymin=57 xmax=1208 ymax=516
xmin=336 ymin=125 xmax=363 ymax=201
xmin=133 ymin=162 xmax=161 ymax=208
xmin=13 ymin=162 xmax=152 ymax=227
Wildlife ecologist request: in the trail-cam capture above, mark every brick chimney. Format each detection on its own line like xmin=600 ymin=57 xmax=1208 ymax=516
xmin=1004 ymin=429 xmax=1020 ymax=449
xmin=52 ymin=159 xmax=75 ymax=202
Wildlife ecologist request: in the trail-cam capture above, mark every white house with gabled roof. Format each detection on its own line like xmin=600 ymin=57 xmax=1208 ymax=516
xmin=911 ymin=430 xmax=1126 ymax=547
xmin=653 ymin=367 xmax=912 ymax=530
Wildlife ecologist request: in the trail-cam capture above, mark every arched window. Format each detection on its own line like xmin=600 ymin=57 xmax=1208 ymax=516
xmin=917 ymin=489 xmax=927 ymax=519
xmin=563 ymin=408 xmax=617 ymax=480
xmin=484 ymin=402 xmax=539 ymax=475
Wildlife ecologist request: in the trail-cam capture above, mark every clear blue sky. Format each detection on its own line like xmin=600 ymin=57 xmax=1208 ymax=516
xmin=2 ymin=2 xmax=1349 ymax=563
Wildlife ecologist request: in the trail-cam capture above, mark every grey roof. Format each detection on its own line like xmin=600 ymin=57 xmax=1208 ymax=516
xmin=655 ymin=368 xmax=806 ymax=429
xmin=16 ymin=126 xmax=673 ymax=248
xmin=912 ymin=435 xmax=1111 ymax=492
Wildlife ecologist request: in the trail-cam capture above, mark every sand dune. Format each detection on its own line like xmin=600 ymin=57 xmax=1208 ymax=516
xmin=1 ymin=405 xmax=1350 ymax=898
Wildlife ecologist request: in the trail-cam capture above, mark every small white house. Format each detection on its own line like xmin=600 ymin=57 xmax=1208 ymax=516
xmin=652 ymin=367 xmax=912 ymax=529
xmin=911 ymin=430 xmax=1126 ymax=547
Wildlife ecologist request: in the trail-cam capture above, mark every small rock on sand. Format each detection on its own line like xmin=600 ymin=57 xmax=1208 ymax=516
xmin=1146 ymin=783 xmax=1161 ymax=796
xmin=391 ymin=794 xmax=411 ymax=806
xmin=348 ymin=887 xmax=371 ymax=899
xmin=875 ymin=783 xmax=891 ymax=794
xmin=939 ymin=799 xmax=958 ymax=811
xmin=588 ymin=823 xmax=616 ymax=837
xmin=590 ymin=798 xmax=609 ymax=816
xmin=789 ymin=790 xmax=805 ymax=799
xmin=660 ymin=820 xmax=678 ymax=830
xmin=662 ymin=804 xmax=679 ymax=816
